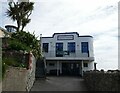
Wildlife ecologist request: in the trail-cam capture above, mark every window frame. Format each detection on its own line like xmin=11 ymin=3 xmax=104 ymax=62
xmin=68 ymin=42 xmax=75 ymax=53
xmin=83 ymin=63 xmax=88 ymax=67
xmin=81 ymin=42 xmax=89 ymax=53
xmin=43 ymin=43 xmax=49 ymax=53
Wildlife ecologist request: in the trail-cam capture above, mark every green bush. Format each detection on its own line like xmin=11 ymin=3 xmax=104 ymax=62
xmin=8 ymin=39 xmax=31 ymax=52
xmin=3 ymin=57 xmax=19 ymax=67
xmin=3 ymin=57 xmax=27 ymax=68
xmin=11 ymin=31 xmax=41 ymax=58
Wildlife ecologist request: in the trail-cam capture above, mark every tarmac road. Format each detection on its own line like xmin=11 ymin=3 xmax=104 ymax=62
xmin=30 ymin=76 xmax=88 ymax=91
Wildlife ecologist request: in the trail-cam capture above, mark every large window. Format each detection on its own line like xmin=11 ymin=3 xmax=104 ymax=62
xmin=81 ymin=42 xmax=88 ymax=53
xmin=43 ymin=43 xmax=49 ymax=52
xmin=68 ymin=42 xmax=75 ymax=53
xmin=56 ymin=43 xmax=63 ymax=57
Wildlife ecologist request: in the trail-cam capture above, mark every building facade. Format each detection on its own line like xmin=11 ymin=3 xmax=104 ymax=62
xmin=0 ymin=27 xmax=10 ymax=38
xmin=41 ymin=32 xmax=94 ymax=76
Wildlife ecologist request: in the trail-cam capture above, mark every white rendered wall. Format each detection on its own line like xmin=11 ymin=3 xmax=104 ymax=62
xmin=82 ymin=61 xmax=94 ymax=72
xmin=42 ymin=33 xmax=94 ymax=59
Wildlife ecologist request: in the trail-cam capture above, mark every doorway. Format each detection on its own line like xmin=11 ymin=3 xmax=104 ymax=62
xmin=62 ymin=63 xmax=80 ymax=76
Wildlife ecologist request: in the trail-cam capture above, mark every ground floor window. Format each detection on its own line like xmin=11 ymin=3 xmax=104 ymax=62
xmin=49 ymin=63 xmax=55 ymax=66
xmin=83 ymin=63 xmax=88 ymax=67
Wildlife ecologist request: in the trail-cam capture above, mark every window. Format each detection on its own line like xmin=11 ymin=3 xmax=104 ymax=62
xmin=83 ymin=63 xmax=88 ymax=67
xmin=43 ymin=43 xmax=49 ymax=52
xmin=49 ymin=63 xmax=55 ymax=66
xmin=68 ymin=42 xmax=75 ymax=53
xmin=56 ymin=43 xmax=63 ymax=57
xmin=81 ymin=42 xmax=88 ymax=53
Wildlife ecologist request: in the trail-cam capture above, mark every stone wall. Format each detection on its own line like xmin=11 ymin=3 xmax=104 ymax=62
xmin=83 ymin=70 xmax=120 ymax=91
xmin=2 ymin=54 xmax=36 ymax=92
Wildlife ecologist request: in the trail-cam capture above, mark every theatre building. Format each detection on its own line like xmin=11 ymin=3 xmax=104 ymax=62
xmin=41 ymin=32 xmax=94 ymax=76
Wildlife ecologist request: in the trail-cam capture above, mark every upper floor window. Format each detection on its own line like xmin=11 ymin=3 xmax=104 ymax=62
xmin=81 ymin=42 xmax=88 ymax=53
xmin=56 ymin=43 xmax=63 ymax=57
xmin=68 ymin=42 xmax=75 ymax=53
xmin=43 ymin=43 xmax=49 ymax=52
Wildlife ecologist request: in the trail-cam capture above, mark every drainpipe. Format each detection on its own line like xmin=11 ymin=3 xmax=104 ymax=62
xmin=94 ymin=62 xmax=97 ymax=70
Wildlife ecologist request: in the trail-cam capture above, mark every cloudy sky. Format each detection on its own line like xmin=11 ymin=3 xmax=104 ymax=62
xmin=0 ymin=0 xmax=119 ymax=70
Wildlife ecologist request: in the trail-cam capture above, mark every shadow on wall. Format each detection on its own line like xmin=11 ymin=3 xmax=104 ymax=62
xmin=35 ymin=57 xmax=46 ymax=78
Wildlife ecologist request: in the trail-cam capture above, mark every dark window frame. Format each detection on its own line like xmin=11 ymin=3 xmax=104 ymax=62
xmin=43 ymin=43 xmax=49 ymax=52
xmin=81 ymin=42 xmax=89 ymax=53
xmin=83 ymin=63 xmax=88 ymax=67
xmin=68 ymin=42 xmax=75 ymax=53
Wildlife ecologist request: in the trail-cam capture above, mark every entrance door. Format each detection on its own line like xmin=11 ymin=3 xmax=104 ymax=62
xmin=62 ymin=63 xmax=80 ymax=76
xmin=56 ymin=43 xmax=63 ymax=57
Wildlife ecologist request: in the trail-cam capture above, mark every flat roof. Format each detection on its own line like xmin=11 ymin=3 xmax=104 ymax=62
xmin=42 ymin=32 xmax=93 ymax=38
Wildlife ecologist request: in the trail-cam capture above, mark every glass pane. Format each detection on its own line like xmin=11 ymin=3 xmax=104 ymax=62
xmin=81 ymin=42 xmax=88 ymax=53
xmin=68 ymin=42 xmax=75 ymax=53
xmin=43 ymin=43 xmax=49 ymax=52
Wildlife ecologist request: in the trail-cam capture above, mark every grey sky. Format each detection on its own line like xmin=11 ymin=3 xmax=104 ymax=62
xmin=0 ymin=0 xmax=119 ymax=70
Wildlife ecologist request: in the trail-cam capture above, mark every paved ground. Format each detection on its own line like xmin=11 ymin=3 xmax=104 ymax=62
xmin=30 ymin=76 xmax=88 ymax=91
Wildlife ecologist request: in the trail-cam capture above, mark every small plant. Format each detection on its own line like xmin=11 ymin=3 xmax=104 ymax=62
xmin=3 ymin=57 xmax=20 ymax=67
xmin=2 ymin=56 xmax=28 ymax=79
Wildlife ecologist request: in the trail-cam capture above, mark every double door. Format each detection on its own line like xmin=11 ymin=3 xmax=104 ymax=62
xmin=62 ymin=63 xmax=80 ymax=76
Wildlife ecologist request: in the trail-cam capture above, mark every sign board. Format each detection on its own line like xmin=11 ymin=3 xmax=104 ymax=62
xmin=57 ymin=35 xmax=74 ymax=40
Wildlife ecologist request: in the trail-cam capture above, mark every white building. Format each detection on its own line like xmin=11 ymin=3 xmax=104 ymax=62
xmin=41 ymin=32 xmax=94 ymax=76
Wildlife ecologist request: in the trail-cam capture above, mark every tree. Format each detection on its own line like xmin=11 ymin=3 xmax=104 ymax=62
xmin=6 ymin=1 xmax=34 ymax=32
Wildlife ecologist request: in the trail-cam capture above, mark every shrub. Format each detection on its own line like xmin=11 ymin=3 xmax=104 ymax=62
xmin=11 ymin=31 xmax=41 ymax=58
xmin=8 ymin=38 xmax=31 ymax=52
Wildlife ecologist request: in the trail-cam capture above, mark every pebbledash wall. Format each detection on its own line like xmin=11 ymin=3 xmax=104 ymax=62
xmin=41 ymin=32 xmax=94 ymax=76
xmin=2 ymin=53 xmax=36 ymax=92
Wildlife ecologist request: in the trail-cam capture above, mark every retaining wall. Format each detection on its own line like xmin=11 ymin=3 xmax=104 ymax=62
xmin=83 ymin=70 xmax=120 ymax=91
xmin=2 ymin=53 xmax=36 ymax=92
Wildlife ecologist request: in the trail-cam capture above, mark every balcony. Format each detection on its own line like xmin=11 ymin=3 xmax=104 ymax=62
xmin=42 ymin=51 xmax=94 ymax=61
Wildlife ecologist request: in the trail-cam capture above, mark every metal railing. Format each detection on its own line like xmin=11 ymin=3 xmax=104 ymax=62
xmin=42 ymin=50 xmax=90 ymax=58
